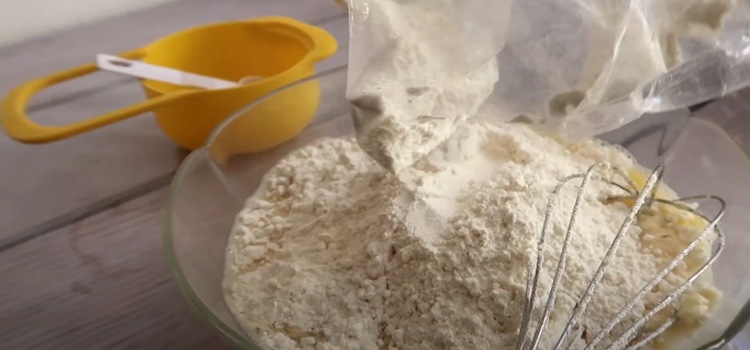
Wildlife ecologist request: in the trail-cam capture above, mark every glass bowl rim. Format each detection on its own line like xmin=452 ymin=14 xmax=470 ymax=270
xmin=163 ymin=65 xmax=348 ymax=349
xmin=162 ymin=64 xmax=750 ymax=350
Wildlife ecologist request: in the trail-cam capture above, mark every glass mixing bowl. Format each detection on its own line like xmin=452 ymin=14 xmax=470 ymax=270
xmin=164 ymin=65 xmax=750 ymax=349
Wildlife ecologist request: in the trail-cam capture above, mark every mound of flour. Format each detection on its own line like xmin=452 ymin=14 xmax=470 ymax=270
xmin=224 ymin=120 xmax=719 ymax=350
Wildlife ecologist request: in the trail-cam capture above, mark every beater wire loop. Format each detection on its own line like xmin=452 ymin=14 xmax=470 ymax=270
xmin=516 ymin=162 xmax=725 ymax=350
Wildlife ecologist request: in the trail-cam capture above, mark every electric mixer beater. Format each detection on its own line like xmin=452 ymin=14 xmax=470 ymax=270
xmin=516 ymin=162 xmax=726 ymax=350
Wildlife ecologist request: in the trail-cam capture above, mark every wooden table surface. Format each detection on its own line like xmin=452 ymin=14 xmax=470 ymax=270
xmin=0 ymin=1 xmax=346 ymax=349
xmin=3 ymin=1 xmax=750 ymax=349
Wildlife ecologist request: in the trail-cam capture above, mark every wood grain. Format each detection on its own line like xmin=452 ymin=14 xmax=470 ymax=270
xmin=0 ymin=189 xmax=234 ymax=350
xmin=0 ymin=0 xmax=348 ymax=243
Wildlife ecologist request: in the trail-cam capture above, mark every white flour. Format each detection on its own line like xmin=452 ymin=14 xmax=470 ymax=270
xmin=224 ymin=119 xmax=720 ymax=350
xmin=347 ymin=0 xmax=500 ymax=173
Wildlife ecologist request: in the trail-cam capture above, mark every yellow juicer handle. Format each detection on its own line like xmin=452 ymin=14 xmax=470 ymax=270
xmin=0 ymin=48 xmax=193 ymax=143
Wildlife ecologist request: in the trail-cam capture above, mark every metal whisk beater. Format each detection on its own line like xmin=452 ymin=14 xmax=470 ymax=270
xmin=515 ymin=162 xmax=726 ymax=350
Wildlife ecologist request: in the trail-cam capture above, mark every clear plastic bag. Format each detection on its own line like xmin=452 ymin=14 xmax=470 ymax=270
xmin=345 ymin=0 xmax=750 ymax=146
xmin=345 ymin=0 xmax=514 ymax=171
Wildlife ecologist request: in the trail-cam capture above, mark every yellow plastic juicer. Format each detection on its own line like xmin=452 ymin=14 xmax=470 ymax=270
xmin=1 ymin=17 xmax=338 ymax=153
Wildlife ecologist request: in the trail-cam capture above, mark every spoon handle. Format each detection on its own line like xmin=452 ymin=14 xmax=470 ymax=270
xmin=96 ymin=54 xmax=239 ymax=90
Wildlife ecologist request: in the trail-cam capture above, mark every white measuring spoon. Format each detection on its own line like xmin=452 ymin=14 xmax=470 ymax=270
xmin=96 ymin=54 xmax=262 ymax=89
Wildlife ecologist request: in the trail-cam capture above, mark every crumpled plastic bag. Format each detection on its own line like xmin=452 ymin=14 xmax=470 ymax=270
xmin=345 ymin=0 xmax=750 ymax=171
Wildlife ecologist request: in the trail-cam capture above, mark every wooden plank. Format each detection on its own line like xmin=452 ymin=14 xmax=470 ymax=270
xmin=0 ymin=0 xmax=345 ymax=100
xmin=0 ymin=0 xmax=348 ymax=242
xmin=0 ymin=189 xmax=235 ymax=350
xmin=0 ymin=0 xmax=185 ymax=47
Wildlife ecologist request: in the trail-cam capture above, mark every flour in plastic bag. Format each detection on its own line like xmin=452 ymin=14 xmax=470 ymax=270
xmin=346 ymin=0 xmax=512 ymax=172
xmin=347 ymin=0 xmax=747 ymax=169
